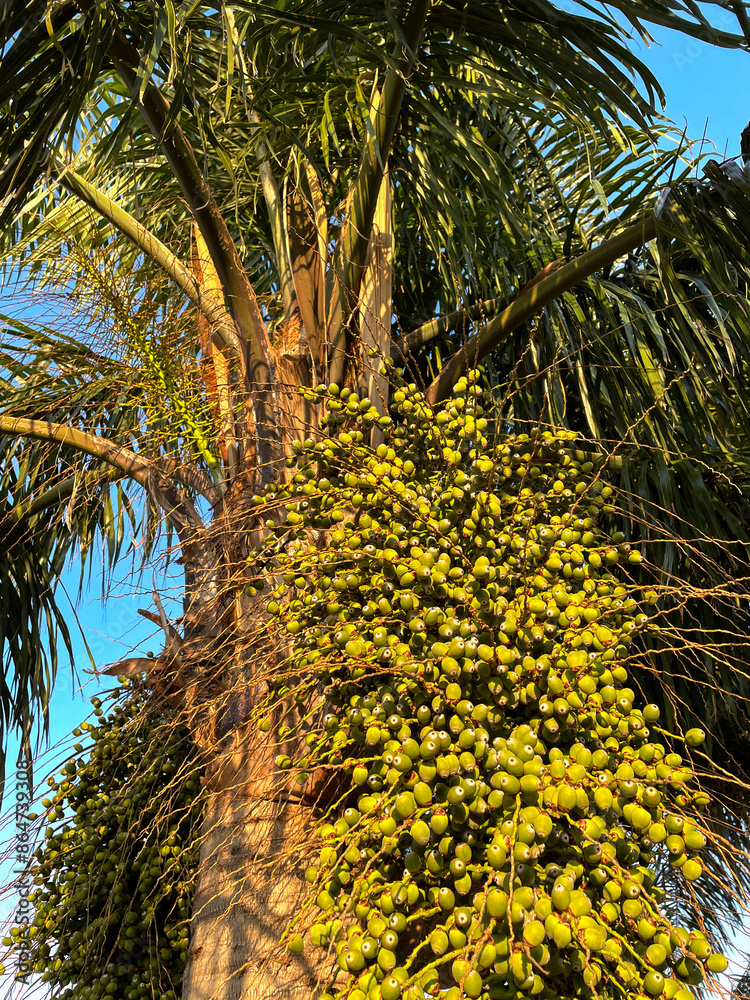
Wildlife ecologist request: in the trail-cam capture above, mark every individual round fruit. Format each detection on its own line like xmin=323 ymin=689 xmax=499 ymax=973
xmin=649 ymin=822 xmax=667 ymax=843
xmin=644 ymin=971 xmax=666 ymax=995
xmin=553 ymin=923 xmax=572 ymax=949
xmin=557 ymin=786 xmax=577 ymax=812
xmin=381 ymin=975 xmax=402 ymax=1000
xmin=630 ymin=807 xmax=652 ymax=832
xmin=511 ymin=951 xmax=534 ymax=987
xmin=438 ymin=887 xmax=456 ymax=911
xmin=463 ymin=971 xmax=483 ymax=997
xmin=647 ymin=943 xmax=668 ymax=967
xmin=430 ymin=929 xmax=449 ymax=955
xmin=394 ymin=792 xmax=416 ymax=818
xmin=706 ymin=954 xmax=728 ymax=974
xmin=410 ymin=820 xmax=431 ymax=846
xmin=486 ymin=888 xmax=508 ymax=918
xmin=431 ymin=812 xmax=449 ymax=835
xmin=682 ymin=859 xmax=703 ymax=882
xmin=581 ymin=925 xmax=607 ymax=951
xmin=523 ymin=920 xmax=545 ymax=948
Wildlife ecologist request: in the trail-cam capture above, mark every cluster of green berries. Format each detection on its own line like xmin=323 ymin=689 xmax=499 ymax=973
xmin=5 ymin=682 xmax=204 ymax=1000
xmin=248 ymin=368 xmax=724 ymax=1000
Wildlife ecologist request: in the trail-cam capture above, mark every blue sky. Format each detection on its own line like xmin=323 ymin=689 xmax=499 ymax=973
xmin=2 ymin=5 xmax=750 ymax=989
xmin=634 ymin=22 xmax=750 ymax=160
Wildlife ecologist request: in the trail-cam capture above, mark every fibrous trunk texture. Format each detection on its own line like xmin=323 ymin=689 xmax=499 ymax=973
xmin=182 ymin=725 xmax=323 ymax=1000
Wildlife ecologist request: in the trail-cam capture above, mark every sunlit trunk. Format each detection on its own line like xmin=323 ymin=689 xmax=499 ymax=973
xmin=182 ymin=725 xmax=324 ymax=1000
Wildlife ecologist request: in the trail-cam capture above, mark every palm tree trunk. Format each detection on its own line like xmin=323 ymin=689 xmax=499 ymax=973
xmin=182 ymin=722 xmax=325 ymax=1000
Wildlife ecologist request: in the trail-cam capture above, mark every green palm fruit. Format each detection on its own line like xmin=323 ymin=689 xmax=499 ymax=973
xmin=706 ymin=953 xmax=728 ymax=974
xmin=523 ymin=920 xmax=546 ymax=947
xmin=11 ymin=682 xmax=204 ymax=999
xmin=245 ymin=373 xmax=722 ymax=1000
xmin=430 ymin=929 xmax=449 ymax=955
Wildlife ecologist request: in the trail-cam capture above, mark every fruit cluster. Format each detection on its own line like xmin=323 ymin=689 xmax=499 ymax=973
xmin=249 ymin=367 xmax=725 ymax=1000
xmin=6 ymin=682 xmax=204 ymax=1000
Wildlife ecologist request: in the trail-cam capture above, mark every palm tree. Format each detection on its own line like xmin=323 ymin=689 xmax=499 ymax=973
xmin=4 ymin=2 xmax=750 ymax=997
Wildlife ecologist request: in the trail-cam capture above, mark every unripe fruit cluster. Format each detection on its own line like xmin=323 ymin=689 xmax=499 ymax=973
xmin=5 ymin=682 xmax=204 ymax=1000
xmin=250 ymin=368 xmax=724 ymax=1000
